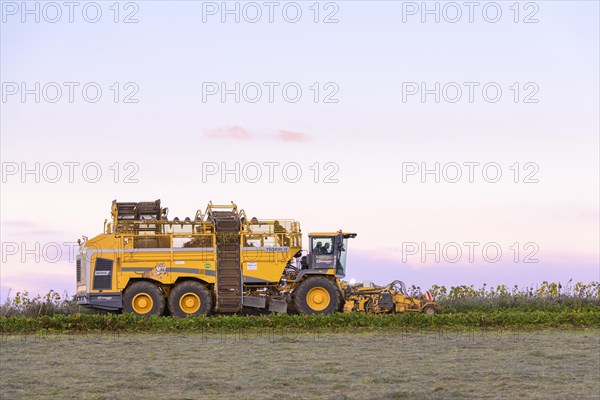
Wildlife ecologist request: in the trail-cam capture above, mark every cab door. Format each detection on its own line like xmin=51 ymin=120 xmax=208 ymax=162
xmin=309 ymin=236 xmax=335 ymax=269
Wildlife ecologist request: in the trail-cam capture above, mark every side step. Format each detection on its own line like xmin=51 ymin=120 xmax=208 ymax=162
xmin=241 ymin=296 xmax=288 ymax=313
xmin=242 ymin=295 xmax=267 ymax=309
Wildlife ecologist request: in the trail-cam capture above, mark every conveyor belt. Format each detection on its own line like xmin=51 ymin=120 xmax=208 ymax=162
xmin=212 ymin=211 xmax=242 ymax=313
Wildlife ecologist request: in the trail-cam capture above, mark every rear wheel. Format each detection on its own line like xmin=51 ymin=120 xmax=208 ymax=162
xmin=423 ymin=305 xmax=436 ymax=316
xmin=168 ymin=281 xmax=213 ymax=318
xmin=123 ymin=281 xmax=165 ymax=316
xmin=294 ymin=276 xmax=340 ymax=314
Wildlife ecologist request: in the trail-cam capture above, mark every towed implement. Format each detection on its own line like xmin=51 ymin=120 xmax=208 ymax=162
xmin=76 ymin=200 xmax=438 ymax=316
xmin=343 ymin=280 xmax=437 ymax=315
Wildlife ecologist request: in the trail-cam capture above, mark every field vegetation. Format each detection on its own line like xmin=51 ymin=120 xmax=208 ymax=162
xmin=1 ymin=281 xmax=598 ymax=333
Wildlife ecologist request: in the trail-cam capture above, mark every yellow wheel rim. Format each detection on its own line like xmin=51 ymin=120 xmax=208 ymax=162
xmin=132 ymin=293 xmax=153 ymax=314
xmin=179 ymin=292 xmax=201 ymax=314
xmin=306 ymin=287 xmax=331 ymax=311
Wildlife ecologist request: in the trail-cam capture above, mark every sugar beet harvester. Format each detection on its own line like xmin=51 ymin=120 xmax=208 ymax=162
xmin=76 ymin=200 xmax=438 ymax=316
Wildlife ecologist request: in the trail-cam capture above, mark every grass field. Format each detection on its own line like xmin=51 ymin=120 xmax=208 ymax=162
xmin=1 ymin=285 xmax=598 ymax=399
xmin=1 ymin=329 xmax=599 ymax=399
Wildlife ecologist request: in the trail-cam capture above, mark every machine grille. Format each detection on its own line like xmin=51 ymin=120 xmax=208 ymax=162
xmin=93 ymin=258 xmax=113 ymax=290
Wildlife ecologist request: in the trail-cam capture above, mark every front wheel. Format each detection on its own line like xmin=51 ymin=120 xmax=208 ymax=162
xmin=293 ymin=276 xmax=341 ymax=314
xmin=123 ymin=281 xmax=166 ymax=316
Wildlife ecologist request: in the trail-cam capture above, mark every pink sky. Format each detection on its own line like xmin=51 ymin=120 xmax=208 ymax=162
xmin=1 ymin=1 xmax=599 ymax=298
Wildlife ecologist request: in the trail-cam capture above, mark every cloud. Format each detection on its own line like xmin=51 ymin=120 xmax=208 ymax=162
xmin=274 ymin=130 xmax=312 ymax=142
xmin=203 ymin=126 xmax=313 ymax=142
xmin=204 ymin=126 xmax=255 ymax=140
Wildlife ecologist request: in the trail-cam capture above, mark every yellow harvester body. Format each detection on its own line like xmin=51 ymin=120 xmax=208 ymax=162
xmin=76 ymin=200 xmax=438 ymax=316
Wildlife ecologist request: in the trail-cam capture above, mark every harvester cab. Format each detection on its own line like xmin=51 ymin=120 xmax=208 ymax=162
xmin=302 ymin=231 xmax=357 ymax=277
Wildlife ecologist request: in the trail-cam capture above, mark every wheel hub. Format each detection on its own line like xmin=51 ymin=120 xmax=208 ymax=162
xmin=132 ymin=293 xmax=153 ymax=314
xmin=306 ymin=287 xmax=331 ymax=311
xmin=179 ymin=292 xmax=201 ymax=314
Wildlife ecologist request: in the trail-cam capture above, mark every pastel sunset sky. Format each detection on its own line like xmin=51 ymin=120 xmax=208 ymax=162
xmin=1 ymin=1 xmax=598 ymax=297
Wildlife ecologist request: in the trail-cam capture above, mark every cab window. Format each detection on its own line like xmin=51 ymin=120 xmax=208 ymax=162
xmin=312 ymin=237 xmax=333 ymax=254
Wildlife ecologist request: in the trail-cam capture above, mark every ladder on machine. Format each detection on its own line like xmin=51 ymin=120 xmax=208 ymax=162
xmin=208 ymin=203 xmax=243 ymax=313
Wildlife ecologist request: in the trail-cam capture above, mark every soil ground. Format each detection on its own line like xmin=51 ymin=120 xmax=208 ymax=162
xmin=1 ymin=329 xmax=599 ymax=399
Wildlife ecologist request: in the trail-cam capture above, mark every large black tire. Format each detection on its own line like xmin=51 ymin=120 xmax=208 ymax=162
xmin=168 ymin=281 xmax=213 ymax=318
xmin=123 ymin=281 xmax=166 ymax=316
xmin=294 ymin=276 xmax=341 ymax=314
